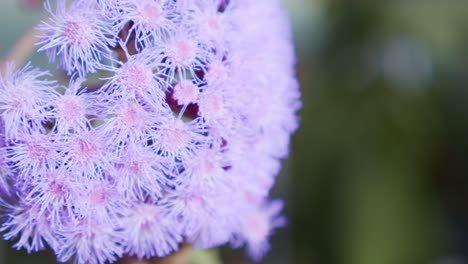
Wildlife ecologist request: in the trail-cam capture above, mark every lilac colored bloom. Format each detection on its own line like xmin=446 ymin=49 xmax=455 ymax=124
xmin=50 ymin=78 xmax=98 ymax=135
xmin=0 ymin=0 xmax=300 ymax=263
xmin=36 ymin=0 xmax=116 ymax=76
xmin=56 ymin=216 xmax=124 ymax=264
xmin=237 ymin=200 xmax=287 ymax=262
xmin=112 ymin=141 xmax=168 ymax=200
xmin=0 ymin=200 xmax=59 ymax=253
xmin=0 ymin=63 xmax=56 ymax=141
xmin=172 ymin=80 xmax=200 ymax=106
xmin=5 ymin=131 xmax=58 ymax=182
xmin=115 ymin=0 xmax=178 ymax=48
xmin=23 ymin=166 xmax=77 ymax=225
xmin=120 ymin=203 xmax=182 ymax=259
xmin=101 ymin=47 xmax=167 ymax=100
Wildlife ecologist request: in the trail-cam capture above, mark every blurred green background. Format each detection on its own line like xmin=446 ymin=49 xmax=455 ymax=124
xmin=3 ymin=0 xmax=468 ymax=263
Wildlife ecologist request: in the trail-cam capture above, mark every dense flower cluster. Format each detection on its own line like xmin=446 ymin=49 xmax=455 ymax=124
xmin=0 ymin=0 xmax=300 ymax=263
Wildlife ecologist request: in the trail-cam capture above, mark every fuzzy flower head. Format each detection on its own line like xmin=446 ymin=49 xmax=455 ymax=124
xmin=116 ymin=0 xmax=177 ymax=48
xmin=36 ymin=0 xmax=116 ymax=76
xmin=0 ymin=0 xmax=300 ymax=263
xmin=0 ymin=63 xmax=56 ymax=141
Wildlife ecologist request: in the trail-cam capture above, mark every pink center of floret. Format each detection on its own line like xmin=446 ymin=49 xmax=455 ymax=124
xmin=88 ymin=189 xmax=108 ymax=206
xmin=199 ymin=93 xmax=224 ymax=119
xmin=206 ymin=62 xmax=227 ymax=84
xmin=142 ymin=2 xmax=162 ymax=20
xmin=197 ymin=156 xmax=216 ymax=177
xmin=207 ymin=16 xmax=221 ymax=31
xmin=120 ymin=103 xmax=146 ymax=129
xmin=76 ymin=138 xmax=99 ymax=162
xmin=26 ymin=142 xmax=49 ymax=161
xmin=245 ymin=191 xmax=260 ymax=204
xmin=10 ymin=86 xmax=34 ymax=110
xmin=246 ymin=213 xmax=270 ymax=244
xmin=64 ymin=21 xmax=87 ymax=46
xmin=48 ymin=180 xmax=65 ymax=197
xmin=159 ymin=120 xmax=191 ymax=153
xmin=141 ymin=219 xmax=155 ymax=231
xmin=134 ymin=204 xmax=160 ymax=230
xmin=173 ymin=80 xmax=199 ymax=105
xmin=173 ymin=39 xmax=196 ymax=65
xmin=119 ymin=63 xmax=152 ymax=93
xmin=128 ymin=161 xmax=141 ymax=175
xmin=58 ymin=96 xmax=85 ymax=122
xmin=186 ymin=194 xmax=204 ymax=208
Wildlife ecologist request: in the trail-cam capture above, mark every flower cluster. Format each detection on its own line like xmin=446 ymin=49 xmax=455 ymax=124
xmin=0 ymin=0 xmax=300 ymax=263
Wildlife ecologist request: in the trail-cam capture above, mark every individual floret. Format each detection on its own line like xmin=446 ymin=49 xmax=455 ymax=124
xmin=37 ymin=0 xmax=116 ymax=76
xmin=0 ymin=63 xmax=56 ymax=141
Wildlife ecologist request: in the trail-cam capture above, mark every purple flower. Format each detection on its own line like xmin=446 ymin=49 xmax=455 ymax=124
xmin=0 ymin=0 xmax=301 ymax=263
xmin=56 ymin=216 xmax=124 ymax=264
xmin=112 ymin=141 xmax=168 ymax=200
xmin=101 ymin=47 xmax=167 ymax=100
xmin=0 ymin=63 xmax=56 ymax=141
xmin=36 ymin=0 xmax=116 ymax=76
xmin=120 ymin=203 xmax=182 ymax=259
xmin=6 ymin=131 xmax=58 ymax=181
xmin=237 ymin=200 xmax=287 ymax=261
xmin=50 ymin=78 xmax=98 ymax=135
xmin=115 ymin=0 xmax=178 ymax=48
xmin=0 ymin=200 xmax=59 ymax=253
